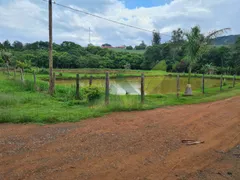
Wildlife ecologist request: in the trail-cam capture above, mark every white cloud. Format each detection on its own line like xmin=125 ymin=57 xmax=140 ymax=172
xmin=0 ymin=0 xmax=239 ymax=46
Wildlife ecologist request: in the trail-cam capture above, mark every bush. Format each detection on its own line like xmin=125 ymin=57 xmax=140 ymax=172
xmin=152 ymin=60 xmax=167 ymax=71
xmin=126 ymin=46 xmax=133 ymax=50
xmin=38 ymin=68 xmax=49 ymax=74
xmin=82 ymin=86 xmax=102 ymax=101
xmin=24 ymin=69 xmax=34 ymax=73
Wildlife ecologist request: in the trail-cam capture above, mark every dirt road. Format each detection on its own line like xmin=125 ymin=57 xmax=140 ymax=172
xmin=0 ymin=97 xmax=240 ymax=180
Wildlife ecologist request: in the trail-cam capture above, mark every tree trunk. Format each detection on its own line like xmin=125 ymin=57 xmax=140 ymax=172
xmin=185 ymin=65 xmax=192 ymax=96
xmin=20 ymin=69 xmax=24 ymax=82
xmin=188 ymin=65 xmax=192 ymax=84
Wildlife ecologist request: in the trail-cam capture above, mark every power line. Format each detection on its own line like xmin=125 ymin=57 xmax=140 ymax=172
xmin=41 ymin=0 xmax=172 ymax=37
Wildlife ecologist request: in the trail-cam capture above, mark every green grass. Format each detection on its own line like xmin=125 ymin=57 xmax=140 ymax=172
xmin=32 ymin=68 xmax=240 ymax=82
xmin=1 ymin=71 xmax=240 ymax=124
xmin=111 ymin=48 xmax=146 ymax=54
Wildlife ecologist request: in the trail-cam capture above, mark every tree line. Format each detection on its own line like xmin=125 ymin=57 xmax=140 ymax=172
xmin=0 ymin=26 xmax=240 ymax=75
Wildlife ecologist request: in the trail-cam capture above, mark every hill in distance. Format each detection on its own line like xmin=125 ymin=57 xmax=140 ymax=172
xmin=212 ymin=34 xmax=240 ymax=45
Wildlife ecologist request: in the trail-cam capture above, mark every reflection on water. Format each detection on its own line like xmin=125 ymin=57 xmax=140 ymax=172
xmin=56 ymin=76 xmax=223 ymax=95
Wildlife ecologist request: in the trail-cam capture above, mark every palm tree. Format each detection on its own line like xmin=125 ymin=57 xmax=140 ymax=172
xmin=184 ymin=26 xmax=230 ymax=95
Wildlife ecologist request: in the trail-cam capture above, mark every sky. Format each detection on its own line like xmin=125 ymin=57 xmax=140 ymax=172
xmin=0 ymin=0 xmax=239 ymax=46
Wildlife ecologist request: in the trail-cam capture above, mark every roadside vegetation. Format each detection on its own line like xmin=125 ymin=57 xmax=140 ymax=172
xmin=1 ymin=71 xmax=240 ymax=124
xmin=1 ymin=25 xmax=240 ymax=124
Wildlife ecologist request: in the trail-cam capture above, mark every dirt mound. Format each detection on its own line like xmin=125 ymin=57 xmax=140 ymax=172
xmin=0 ymin=97 xmax=240 ymax=180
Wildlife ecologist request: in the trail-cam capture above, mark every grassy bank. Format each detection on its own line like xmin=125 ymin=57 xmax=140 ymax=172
xmin=1 ymin=72 xmax=240 ymax=124
xmin=28 ymin=68 xmax=239 ymax=81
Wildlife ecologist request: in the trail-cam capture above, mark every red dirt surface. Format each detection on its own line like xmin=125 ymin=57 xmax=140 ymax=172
xmin=0 ymin=97 xmax=240 ymax=180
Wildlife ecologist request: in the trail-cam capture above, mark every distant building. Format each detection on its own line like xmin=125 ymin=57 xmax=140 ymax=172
xmin=115 ymin=45 xmax=126 ymax=49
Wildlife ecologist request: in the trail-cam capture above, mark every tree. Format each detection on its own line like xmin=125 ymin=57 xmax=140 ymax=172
xmin=152 ymin=60 xmax=167 ymax=71
xmin=0 ymin=50 xmax=12 ymax=75
xmin=152 ymin=31 xmax=161 ymax=45
xmin=3 ymin=40 xmax=11 ymax=49
xmin=16 ymin=60 xmax=32 ymax=72
xmin=13 ymin=41 xmax=23 ymax=50
xmin=135 ymin=41 xmax=147 ymax=50
xmin=0 ymin=56 xmax=3 ymax=66
xmin=142 ymin=45 xmax=162 ymax=69
xmin=101 ymin=43 xmax=112 ymax=47
xmin=232 ymin=37 xmax=240 ymax=74
xmin=184 ymin=25 xmax=230 ymax=95
xmin=201 ymin=63 xmax=216 ymax=74
xmin=171 ymin=28 xmax=184 ymax=44
xmin=170 ymin=28 xmax=185 ymax=62
xmin=0 ymin=42 xmax=3 ymax=50
xmin=126 ymin=46 xmax=133 ymax=50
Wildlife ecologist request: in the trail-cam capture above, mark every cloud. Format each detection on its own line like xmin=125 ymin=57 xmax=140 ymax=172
xmin=0 ymin=0 xmax=239 ymax=46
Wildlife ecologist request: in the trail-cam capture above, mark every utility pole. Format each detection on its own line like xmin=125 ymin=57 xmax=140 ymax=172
xmin=89 ymin=27 xmax=91 ymax=45
xmin=48 ymin=0 xmax=54 ymax=95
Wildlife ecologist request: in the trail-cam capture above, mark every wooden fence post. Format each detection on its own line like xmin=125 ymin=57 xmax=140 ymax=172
xmin=220 ymin=74 xmax=223 ymax=91
xmin=89 ymin=75 xmax=93 ymax=86
xmin=76 ymin=74 xmax=80 ymax=99
xmin=177 ymin=74 xmax=180 ymax=98
xmin=20 ymin=69 xmax=24 ymax=82
xmin=7 ymin=63 xmax=10 ymax=76
xmin=33 ymin=71 xmax=36 ymax=90
xmin=141 ymin=73 xmax=145 ymax=104
xmin=233 ymin=75 xmax=236 ymax=88
xmin=202 ymin=73 xmax=205 ymax=94
xmin=105 ymin=72 xmax=110 ymax=105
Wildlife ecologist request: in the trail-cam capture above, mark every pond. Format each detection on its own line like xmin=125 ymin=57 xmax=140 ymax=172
xmin=55 ymin=76 xmax=223 ymax=95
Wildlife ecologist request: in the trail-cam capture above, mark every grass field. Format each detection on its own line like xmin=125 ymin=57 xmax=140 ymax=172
xmin=1 ymin=70 xmax=240 ymax=124
xmin=111 ymin=48 xmax=146 ymax=54
xmin=35 ymin=68 xmax=240 ymax=81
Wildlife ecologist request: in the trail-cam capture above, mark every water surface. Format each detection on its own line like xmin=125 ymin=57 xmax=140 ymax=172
xmin=56 ymin=76 xmax=223 ymax=95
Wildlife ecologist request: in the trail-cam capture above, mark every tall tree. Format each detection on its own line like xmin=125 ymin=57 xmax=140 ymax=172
xmin=233 ymin=37 xmax=240 ymax=74
xmin=170 ymin=28 xmax=185 ymax=62
xmin=152 ymin=31 xmax=161 ymax=45
xmin=3 ymin=40 xmax=11 ymax=49
xmin=171 ymin=28 xmax=184 ymax=44
xmin=13 ymin=41 xmax=23 ymax=50
xmin=135 ymin=41 xmax=147 ymax=50
xmin=0 ymin=42 xmax=3 ymax=50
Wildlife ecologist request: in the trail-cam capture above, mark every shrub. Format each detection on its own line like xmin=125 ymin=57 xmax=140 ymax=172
xmin=126 ymin=46 xmax=133 ymax=50
xmin=38 ymin=68 xmax=49 ymax=74
xmin=152 ymin=60 xmax=167 ymax=71
xmin=24 ymin=69 xmax=34 ymax=73
xmin=82 ymin=86 xmax=102 ymax=101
